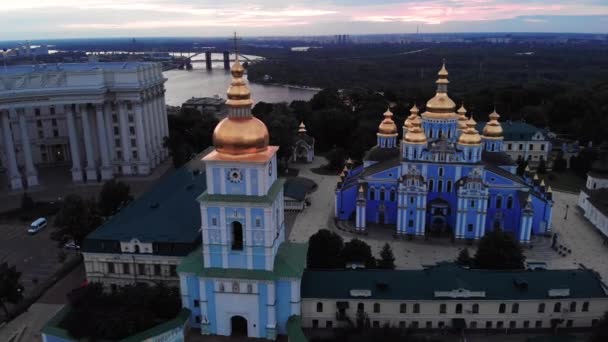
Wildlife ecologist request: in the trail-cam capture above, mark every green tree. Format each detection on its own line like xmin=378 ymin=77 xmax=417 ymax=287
xmin=341 ymin=238 xmax=376 ymax=269
xmin=98 ymin=180 xmax=132 ymax=216
xmin=473 ymin=230 xmax=525 ymax=270
xmin=516 ymin=156 xmax=528 ymax=177
xmin=0 ymin=262 xmax=24 ymax=318
xmin=20 ymin=192 xmax=35 ymax=211
xmin=537 ymin=158 xmax=547 ymax=174
xmin=456 ymin=248 xmax=473 ymax=267
xmin=591 ymin=311 xmax=608 ymax=342
xmin=326 ymin=147 xmax=347 ymax=171
xmin=377 ymin=243 xmax=395 ymax=269
xmin=164 ymin=108 xmax=219 ymax=168
xmin=307 ymin=229 xmax=344 ymax=269
xmin=53 ymin=194 xmax=102 ymax=246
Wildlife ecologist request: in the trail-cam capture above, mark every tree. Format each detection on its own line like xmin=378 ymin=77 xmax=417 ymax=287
xmin=53 ymin=194 xmax=102 ymax=246
xmin=341 ymin=238 xmax=376 ymax=269
xmin=0 ymin=262 xmax=24 ymax=318
xmin=516 ymin=156 xmax=527 ymax=177
xmin=455 ymin=248 xmax=473 ymax=267
xmin=98 ymin=180 xmax=132 ymax=216
xmin=20 ymin=192 xmax=35 ymax=211
xmin=553 ymin=155 xmax=567 ymax=172
xmin=164 ymin=108 xmax=219 ymax=168
xmin=377 ymin=243 xmax=395 ymax=269
xmin=326 ymin=147 xmax=347 ymax=171
xmin=307 ymin=229 xmax=344 ymax=269
xmin=537 ymin=158 xmax=547 ymax=174
xmin=473 ymin=230 xmax=525 ymax=270
xmin=591 ymin=311 xmax=608 ymax=342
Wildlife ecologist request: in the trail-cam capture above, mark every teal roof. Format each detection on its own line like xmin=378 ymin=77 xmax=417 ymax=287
xmin=177 ymin=242 xmax=308 ymax=280
xmin=476 ymin=121 xmax=547 ymax=141
xmin=287 ymin=315 xmax=308 ymax=342
xmin=302 ymin=263 xmax=608 ymax=301
xmin=83 ymin=161 xmax=206 ymax=255
xmin=197 ymin=179 xmax=285 ymax=205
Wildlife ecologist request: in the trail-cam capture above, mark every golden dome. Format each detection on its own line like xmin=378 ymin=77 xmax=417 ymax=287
xmin=213 ymin=55 xmax=270 ymax=155
xmin=404 ymin=116 xmax=427 ymax=144
xmin=458 ymin=116 xmax=482 ymax=145
xmin=457 ymin=104 xmax=468 ymax=130
xmin=298 ymin=121 xmax=307 ymax=135
xmin=482 ymin=109 xmax=504 ymax=139
xmin=403 ymin=104 xmax=419 ymax=130
xmin=422 ymin=61 xmax=457 ymax=118
xmin=378 ymin=108 xmax=398 ymax=135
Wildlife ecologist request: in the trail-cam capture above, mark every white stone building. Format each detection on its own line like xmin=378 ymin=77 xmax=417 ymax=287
xmin=578 ymin=144 xmax=608 ymax=237
xmin=0 ymin=62 xmax=169 ymax=190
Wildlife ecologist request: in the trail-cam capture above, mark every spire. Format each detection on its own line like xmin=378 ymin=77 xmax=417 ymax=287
xmin=482 ymin=108 xmax=504 ymax=139
xmin=378 ymin=107 xmax=397 ymax=135
xmin=423 ymin=60 xmax=456 ymax=116
xmin=457 ymin=103 xmax=468 ymax=131
xmin=458 ymin=114 xmax=482 ymax=145
xmin=436 ymin=59 xmax=449 ymax=93
xmin=298 ymin=121 xmax=307 ymax=135
xmin=404 ymin=115 xmax=427 ymax=144
xmin=404 ymin=104 xmax=419 ymax=132
xmin=225 ymin=32 xmax=252 ymax=112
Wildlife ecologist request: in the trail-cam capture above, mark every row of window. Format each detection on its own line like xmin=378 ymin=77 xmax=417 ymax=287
xmin=316 ymin=301 xmax=590 ymax=314
xmin=506 ymin=143 xmax=546 ymax=152
xmin=106 ymin=262 xmax=177 ymax=277
xmin=311 ymin=318 xmax=594 ymax=329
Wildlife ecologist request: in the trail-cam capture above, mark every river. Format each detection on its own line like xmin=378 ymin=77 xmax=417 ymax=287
xmin=162 ymin=53 xmax=318 ymax=106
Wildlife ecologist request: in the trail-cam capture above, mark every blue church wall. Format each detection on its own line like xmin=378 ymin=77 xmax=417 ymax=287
xmin=485 ymin=190 xmax=521 ymax=234
xmin=187 ymin=276 xmax=201 ymax=325
xmin=228 ymin=252 xmax=247 ymax=269
xmin=276 ymin=280 xmax=293 ymax=335
xmin=206 ymin=279 xmax=217 ymax=334
xmin=225 ymin=169 xmax=247 ymax=195
xmin=337 ymin=186 xmax=358 ymax=220
xmin=257 ymin=283 xmax=268 ymax=337
xmin=209 ymin=245 xmax=223 ymax=267
xmin=252 ymin=246 xmax=266 ymax=269
xmin=250 ymin=169 xmax=259 ymax=195
xmin=251 ymin=208 xmax=265 ymax=230
xmin=212 ymin=168 xmax=221 ymax=194
xmin=206 ymin=207 xmax=220 ymax=227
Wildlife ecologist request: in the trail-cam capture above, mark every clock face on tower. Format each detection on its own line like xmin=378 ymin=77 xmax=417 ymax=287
xmin=227 ymin=168 xmax=243 ymax=183
xmin=268 ymin=161 xmax=273 ymax=177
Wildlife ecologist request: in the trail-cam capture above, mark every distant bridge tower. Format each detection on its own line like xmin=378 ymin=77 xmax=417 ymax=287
xmin=205 ymin=51 xmax=212 ymax=70
xmin=223 ymin=51 xmax=230 ymax=70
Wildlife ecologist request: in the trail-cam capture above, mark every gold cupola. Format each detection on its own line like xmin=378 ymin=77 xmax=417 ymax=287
xmin=482 ymin=109 xmax=504 ymax=139
xmin=458 ymin=115 xmax=482 ymax=145
xmin=404 ymin=115 xmax=427 ymax=144
xmin=212 ymin=53 xmax=269 ymax=156
xmin=298 ymin=121 xmax=307 ymax=135
xmin=378 ymin=107 xmax=398 ymax=136
xmin=457 ymin=104 xmax=468 ymax=131
xmin=403 ymin=104 xmax=419 ymax=133
xmin=423 ymin=61 xmax=457 ymax=119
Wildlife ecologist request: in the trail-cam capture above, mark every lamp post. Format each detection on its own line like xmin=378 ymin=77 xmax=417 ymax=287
xmin=564 ymin=204 xmax=569 ymax=220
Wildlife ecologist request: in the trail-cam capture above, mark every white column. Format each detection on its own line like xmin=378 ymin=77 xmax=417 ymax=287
xmin=153 ymin=89 xmax=165 ymax=161
xmin=118 ymin=101 xmax=133 ymax=175
xmin=266 ymin=282 xmax=277 ymax=330
xmin=1 ymin=110 xmax=23 ymax=190
xmin=103 ymin=102 xmax=115 ymax=164
xmin=159 ymin=88 xmax=169 ymax=158
xmin=134 ymin=102 xmax=150 ymax=175
xmin=95 ymin=104 xmax=113 ymax=180
xmin=16 ymin=108 xmax=38 ymax=187
xmin=141 ymin=95 xmax=155 ymax=168
xmin=65 ymin=104 xmax=83 ymax=182
xmin=80 ymin=104 xmax=98 ymax=182
xmin=146 ymin=94 xmax=159 ymax=166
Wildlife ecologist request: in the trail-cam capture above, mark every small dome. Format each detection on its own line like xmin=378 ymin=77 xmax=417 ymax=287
xmin=378 ymin=108 xmax=398 ymax=135
xmin=482 ymin=109 xmax=504 ymax=139
xmin=404 ymin=116 xmax=427 ymax=144
xmin=213 ymin=117 xmax=269 ymax=155
xmin=298 ymin=121 xmax=307 ymax=135
xmin=458 ymin=116 xmax=482 ymax=145
xmin=457 ymin=104 xmax=468 ymax=130
xmin=403 ymin=104 xmax=419 ymax=130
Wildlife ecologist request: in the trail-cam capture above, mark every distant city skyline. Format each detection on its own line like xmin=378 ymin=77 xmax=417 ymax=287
xmin=1 ymin=0 xmax=607 ymax=40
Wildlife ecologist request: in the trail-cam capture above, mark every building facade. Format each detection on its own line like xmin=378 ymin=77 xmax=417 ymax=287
xmin=291 ymin=121 xmax=315 ymax=163
xmin=335 ymin=63 xmax=554 ymax=243
xmin=0 ymin=62 xmax=169 ymax=190
xmin=578 ymin=143 xmax=608 ymax=237
xmin=177 ymin=55 xmax=306 ymax=339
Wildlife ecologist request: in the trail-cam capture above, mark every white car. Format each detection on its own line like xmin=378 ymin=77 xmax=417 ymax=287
xmin=64 ymin=241 xmax=81 ymax=250
xmin=28 ymin=218 xmax=47 ymax=234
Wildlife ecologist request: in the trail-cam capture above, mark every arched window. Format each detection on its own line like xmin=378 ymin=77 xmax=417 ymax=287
xmin=455 ymin=304 xmax=462 ymax=314
xmin=429 ymin=128 xmax=434 ymax=138
xmin=316 ymin=302 xmax=323 ymax=313
xmin=496 ymin=196 xmax=503 ymax=209
xmin=379 ymin=188 xmax=385 ymax=201
xmin=468 ymin=151 xmax=472 ymax=160
xmin=429 ymin=179 xmax=434 ymax=192
xmin=357 ymin=303 xmax=364 ymax=312
xmin=373 ymin=303 xmax=381 ymax=313
xmin=134 ymin=245 xmax=140 ymax=254
xmin=369 ymin=188 xmax=375 ymax=201
xmin=554 ymin=302 xmax=561 ymax=313
xmin=440 ymin=304 xmax=446 ymax=314
xmin=232 ymin=281 xmax=240 ymax=293
xmin=506 ymin=196 xmax=513 ymax=209
xmin=438 ymin=167 xmax=444 ymax=177
xmin=447 ymin=181 xmax=452 ymax=192
xmin=570 ymin=302 xmax=577 ymax=312
xmin=447 ymin=130 xmax=451 ymax=139
xmin=438 ymin=180 xmax=443 ymax=192
xmin=231 ymin=221 xmax=243 ymax=251
xmin=512 ymin=303 xmax=519 ymax=313
xmin=390 ymin=189 xmax=396 ymax=202
xmin=499 ymin=303 xmax=506 ymax=313
xmin=400 ymin=303 xmax=407 ymax=313
xmin=413 ymin=149 xmax=417 ymax=159
xmin=472 ymin=304 xmax=479 ymax=314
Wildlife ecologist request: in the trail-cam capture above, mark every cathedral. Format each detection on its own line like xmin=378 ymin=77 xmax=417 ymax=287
xmin=335 ymin=63 xmax=554 ymax=243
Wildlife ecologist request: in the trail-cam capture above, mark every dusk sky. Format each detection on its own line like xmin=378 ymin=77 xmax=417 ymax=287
xmin=1 ymin=0 xmax=607 ymax=40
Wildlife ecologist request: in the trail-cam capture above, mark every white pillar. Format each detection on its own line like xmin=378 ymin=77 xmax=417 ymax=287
xmin=80 ymin=104 xmax=98 ymax=182
xmin=153 ymin=89 xmax=165 ymax=161
xmin=95 ymin=104 xmax=113 ymax=180
xmin=16 ymin=108 xmax=38 ymax=187
xmin=159 ymin=89 xmax=169 ymax=158
xmin=65 ymin=104 xmax=83 ymax=182
xmin=1 ymin=110 xmax=23 ymax=190
xmin=134 ymin=102 xmax=150 ymax=175
xmin=118 ymin=101 xmax=133 ymax=175
xmin=103 ymin=102 xmax=115 ymax=164
xmin=141 ymin=95 xmax=155 ymax=168
xmin=146 ymin=94 xmax=159 ymax=166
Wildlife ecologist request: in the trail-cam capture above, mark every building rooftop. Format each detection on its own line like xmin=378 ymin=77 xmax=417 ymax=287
xmin=302 ymin=263 xmax=608 ymax=300
xmin=183 ymin=96 xmax=225 ymax=107
xmin=584 ymin=189 xmax=608 ymax=217
xmin=0 ymin=62 xmax=158 ymax=75
xmin=83 ymin=156 xmax=207 ymax=256
xmin=476 ymin=121 xmax=547 ymax=141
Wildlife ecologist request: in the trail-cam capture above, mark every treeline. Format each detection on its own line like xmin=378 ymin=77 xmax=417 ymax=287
xmin=248 ymin=43 xmax=608 ymax=143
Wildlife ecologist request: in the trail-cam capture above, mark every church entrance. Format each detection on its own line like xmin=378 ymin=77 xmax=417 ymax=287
xmin=427 ymin=198 xmax=452 ymax=238
xmin=231 ymin=315 xmax=248 ymax=337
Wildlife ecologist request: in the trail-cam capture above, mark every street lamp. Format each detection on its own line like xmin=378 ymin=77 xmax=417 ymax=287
xmin=564 ymin=204 xmax=569 ymax=220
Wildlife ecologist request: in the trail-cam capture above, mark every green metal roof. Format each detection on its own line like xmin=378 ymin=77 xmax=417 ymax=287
xmin=476 ymin=121 xmax=547 ymax=141
xmin=177 ymin=242 xmax=308 ymax=280
xmin=287 ymin=315 xmax=308 ymax=342
xmin=302 ymin=263 xmax=608 ymax=301
xmin=83 ymin=164 xmax=206 ymax=254
xmin=197 ymin=179 xmax=285 ymax=205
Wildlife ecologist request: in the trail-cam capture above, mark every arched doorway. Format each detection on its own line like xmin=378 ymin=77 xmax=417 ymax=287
xmin=231 ymin=221 xmax=243 ymax=250
xmin=231 ymin=315 xmax=248 ymax=336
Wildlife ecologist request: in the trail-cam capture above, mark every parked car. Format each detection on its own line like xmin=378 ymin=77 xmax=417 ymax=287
xmin=64 ymin=240 xmax=81 ymax=250
xmin=28 ymin=217 xmax=47 ymax=234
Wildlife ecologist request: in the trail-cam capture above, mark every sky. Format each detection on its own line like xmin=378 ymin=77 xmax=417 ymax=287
xmin=0 ymin=0 xmax=607 ymax=40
